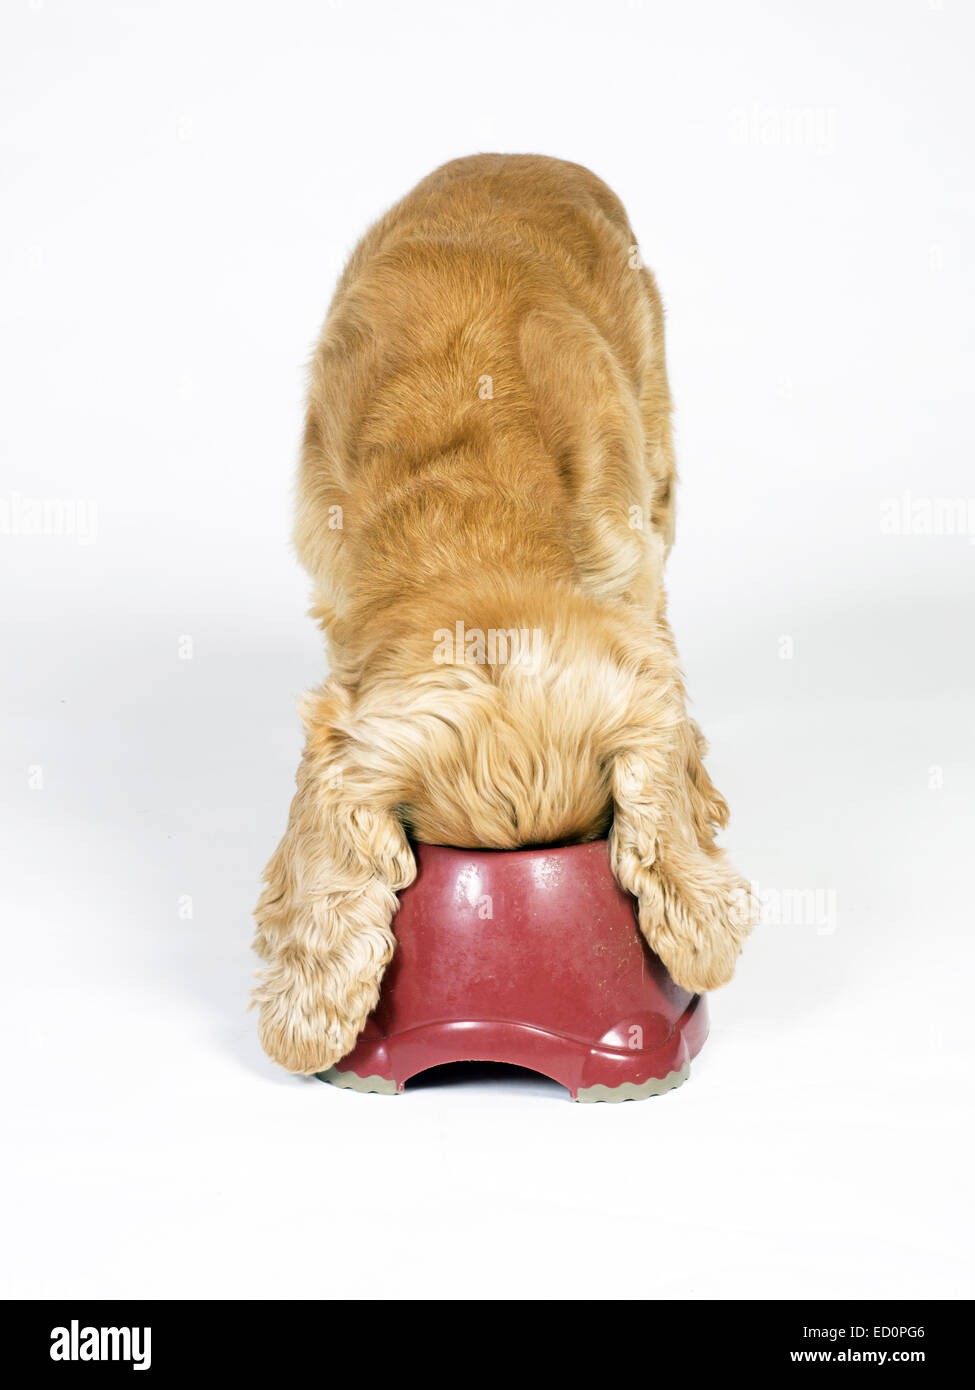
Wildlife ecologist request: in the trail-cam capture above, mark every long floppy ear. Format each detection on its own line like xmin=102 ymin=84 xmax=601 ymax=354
xmin=252 ymin=682 xmax=415 ymax=1074
xmin=607 ymin=651 xmax=755 ymax=992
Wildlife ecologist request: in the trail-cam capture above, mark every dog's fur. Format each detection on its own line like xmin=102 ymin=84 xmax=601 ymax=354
xmin=253 ymin=154 xmax=755 ymax=1074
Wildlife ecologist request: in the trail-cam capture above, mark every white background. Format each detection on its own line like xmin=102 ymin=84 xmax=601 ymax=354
xmin=2 ymin=0 xmax=973 ymax=1300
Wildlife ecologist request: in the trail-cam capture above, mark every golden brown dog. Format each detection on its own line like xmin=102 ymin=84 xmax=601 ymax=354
xmin=253 ymin=154 xmax=755 ymax=1074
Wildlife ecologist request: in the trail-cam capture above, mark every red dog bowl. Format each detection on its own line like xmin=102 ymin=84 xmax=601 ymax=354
xmin=318 ymin=839 xmax=708 ymax=1101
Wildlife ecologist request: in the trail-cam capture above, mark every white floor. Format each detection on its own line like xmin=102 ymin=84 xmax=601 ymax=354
xmin=3 ymin=1 xmax=973 ymax=1300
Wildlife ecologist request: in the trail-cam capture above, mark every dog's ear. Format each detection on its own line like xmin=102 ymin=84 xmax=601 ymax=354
xmin=681 ymin=716 xmax=731 ymax=841
xmin=606 ymin=647 xmax=755 ymax=993
xmin=252 ymin=683 xmax=416 ymax=1074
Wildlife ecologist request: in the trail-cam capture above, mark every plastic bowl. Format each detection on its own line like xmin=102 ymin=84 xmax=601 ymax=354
xmin=318 ymin=838 xmax=708 ymax=1102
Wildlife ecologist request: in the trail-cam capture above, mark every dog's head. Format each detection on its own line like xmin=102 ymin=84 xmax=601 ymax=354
xmin=327 ymin=587 xmax=648 ymax=847
xmin=287 ymin=588 xmax=753 ymax=990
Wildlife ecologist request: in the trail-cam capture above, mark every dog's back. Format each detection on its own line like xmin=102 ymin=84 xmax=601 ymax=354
xmin=295 ymin=153 xmax=676 ymax=654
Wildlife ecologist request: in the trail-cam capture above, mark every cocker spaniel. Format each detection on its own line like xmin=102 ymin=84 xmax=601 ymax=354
xmin=253 ymin=154 xmax=755 ymax=1074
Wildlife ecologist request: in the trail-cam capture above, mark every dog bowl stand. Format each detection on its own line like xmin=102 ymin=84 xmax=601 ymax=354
xmin=318 ymin=840 xmax=708 ymax=1102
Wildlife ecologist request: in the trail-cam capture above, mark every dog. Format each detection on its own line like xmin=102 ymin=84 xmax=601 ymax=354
xmin=253 ymin=154 xmax=755 ymax=1074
